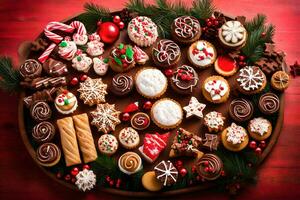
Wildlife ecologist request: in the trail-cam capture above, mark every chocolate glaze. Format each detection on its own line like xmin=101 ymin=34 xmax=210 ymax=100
xmin=110 ymin=74 xmax=134 ymax=96
xmin=259 ymin=92 xmax=280 ymax=115
xmin=229 ymin=98 xmax=253 ymax=122
xmin=36 ymin=143 xmax=60 ymax=165
xmin=30 ymin=101 xmax=52 ymax=122
xmin=196 ymin=153 xmax=223 ymax=180
xmin=32 ymin=121 xmax=55 ymax=143
xmin=19 ymin=59 xmax=42 ymax=80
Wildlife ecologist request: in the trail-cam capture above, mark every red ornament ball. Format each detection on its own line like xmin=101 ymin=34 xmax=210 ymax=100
xmin=180 ymin=168 xmax=188 ymax=177
xmin=249 ymin=141 xmax=257 ymax=149
xmin=122 ymin=112 xmax=131 ymax=122
xmin=97 ymin=22 xmax=120 ymax=44
xmin=71 ymin=167 xmax=79 ymax=176
xmin=118 ymin=21 xmax=125 ymax=30
xmin=164 ymin=69 xmax=173 ymax=77
xmin=143 ymin=101 xmax=152 ymax=110
xmin=113 ymin=15 xmax=121 ymax=24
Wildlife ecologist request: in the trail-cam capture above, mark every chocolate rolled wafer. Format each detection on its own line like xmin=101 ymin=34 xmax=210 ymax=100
xmin=72 ymin=113 xmax=97 ymax=163
xmin=57 ymin=117 xmax=81 ymax=166
xmin=23 ymin=87 xmax=58 ymax=108
xmin=21 ymin=76 xmax=67 ymax=90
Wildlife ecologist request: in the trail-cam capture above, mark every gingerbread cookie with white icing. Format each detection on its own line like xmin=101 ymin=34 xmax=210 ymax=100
xmin=248 ymin=117 xmax=272 ymax=141
xmin=202 ymin=76 xmax=230 ymax=104
xmin=221 ymin=123 xmax=249 ymax=152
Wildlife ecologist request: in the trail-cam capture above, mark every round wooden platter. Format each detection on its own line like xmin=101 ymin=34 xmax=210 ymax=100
xmin=17 ymin=13 xmax=285 ymax=197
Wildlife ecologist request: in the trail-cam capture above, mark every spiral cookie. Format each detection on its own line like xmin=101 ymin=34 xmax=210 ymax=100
xmin=196 ymin=154 xmax=223 ymax=180
xmin=131 ymin=112 xmax=150 ymax=130
xmin=19 ymin=59 xmax=42 ymax=80
xmin=36 ymin=143 xmax=61 ymax=167
xmin=111 ymin=74 xmax=134 ymax=96
xmin=32 ymin=121 xmax=55 ymax=143
xmin=118 ymin=152 xmax=142 ymax=175
xmin=30 ymin=101 xmax=52 ymax=122
xmin=259 ymin=92 xmax=280 ymax=115
xmin=229 ymin=98 xmax=253 ymax=122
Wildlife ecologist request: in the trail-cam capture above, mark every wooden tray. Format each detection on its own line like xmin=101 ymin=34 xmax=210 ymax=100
xmin=17 ymin=14 xmax=285 ymax=197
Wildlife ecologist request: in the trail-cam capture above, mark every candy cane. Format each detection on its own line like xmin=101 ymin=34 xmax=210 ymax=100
xmin=70 ymin=21 xmax=88 ymax=45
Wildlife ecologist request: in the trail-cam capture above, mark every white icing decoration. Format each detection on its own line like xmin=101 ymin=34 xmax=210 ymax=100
xmin=250 ymin=117 xmax=270 ymax=136
xmin=226 ymin=123 xmax=247 ymax=145
xmin=98 ymin=134 xmax=118 ymax=153
xmin=189 ymin=41 xmax=215 ymax=67
xmin=236 ymin=66 xmax=264 ymax=91
xmin=174 ymin=16 xmax=200 ymax=39
xmin=75 ymin=169 xmax=96 ymax=192
xmin=58 ymin=40 xmax=77 ymax=60
xmin=152 ymin=99 xmax=182 ymax=126
xmin=221 ymin=21 xmax=245 ymax=44
xmin=154 ymin=160 xmax=178 ymax=186
xmin=183 ymin=96 xmax=206 ymax=118
xmin=119 ymin=127 xmax=139 ymax=147
xmin=204 ymin=79 xmax=228 ymax=101
xmin=133 ymin=45 xmax=149 ymax=64
xmin=86 ymin=40 xmax=104 ymax=57
xmin=153 ymin=39 xmax=180 ymax=65
xmin=73 ymin=33 xmax=88 ymax=45
xmin=204 ymin=111 xmax=224 ymax=129
xmin=93 ymin=57 xmax=108 ymax=76
xmin=72 ymin=53 xmax=92 ymax=73
xmin=135 ymin=68 xmax=167 ymax=97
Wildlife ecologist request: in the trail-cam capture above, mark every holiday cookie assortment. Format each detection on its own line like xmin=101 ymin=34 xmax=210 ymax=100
xmin=7 ymin=0 xmax=290 ymax=196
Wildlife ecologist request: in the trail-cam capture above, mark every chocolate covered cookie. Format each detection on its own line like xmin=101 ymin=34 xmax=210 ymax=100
xmin=111 ymin=74 xmax=134 ymax=96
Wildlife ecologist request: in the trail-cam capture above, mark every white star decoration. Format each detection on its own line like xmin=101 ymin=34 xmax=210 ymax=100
xmin=183 ymin=96 xmax=206 ymax=118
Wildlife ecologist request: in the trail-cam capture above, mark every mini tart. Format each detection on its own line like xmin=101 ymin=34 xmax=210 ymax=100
xmin=118 ymin=152 xmax=142 ymax=175
xmin=152 ymin=39 xmax=181 ymax=68
xmin=214 ymin=55 xmax=238 ymax=77
xmin=221 ymin=123 xmax=249 ymax=152
xmin=204 ymin=111 xmax=225 ymax=133
xmin=54 ymin=90 xmax=78 ymax=115
xmin=118 ymin=127 xmax=140 ymax=149
xmin=188 ymin=40 xmax=217 ymax=69
xmin=108 ymin=43 xmax=136 ymax=73
xmin=135 ymin=67 xmax=168 ymax=99
xmin=36 ymin=143 xmax=61 ymax=167
xmin=151 ymin=98 xmax=183 ymax=130
xmin=271 ymin=70 xmax=290 ymax=91
xmin=170 ymin=65 xmax=199 ymax=95
xmin=218 ymin=20 xmax=247 ymax=49
xmin=98 ymin=134 xmax=118 ymax=156
xmin=202 ymin=76 xmax=230 ymax=104
xmin=248 ymin=117 xmax=272 ymax=141
xmin=236 ymin=66 xmax=267 ymax=95
xmin=131 ymin=112 xmax=150 ymax=130
xmin=171 ymin=16 xmax=201 ymax=44
xmin=127 ymin=16 xmax=158 ymax=47
xmin=142 ymin=171 xmax=163 ymax=192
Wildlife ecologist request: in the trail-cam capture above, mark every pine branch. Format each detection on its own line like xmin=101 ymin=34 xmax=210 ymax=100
xmin=0 ymin=56 xmax=21 ymax=93
xmin=126 ymin=0 xmax=156 ymax=16
xmin=191 ymin=0 xmax=216 ymax=19
xmin=264 ymin=23 xmax=275 ymax=43
xmin=90 ymin=154 xmax=119 ymax=175
xmin=245 ymin=14 xmax=266 ymax=32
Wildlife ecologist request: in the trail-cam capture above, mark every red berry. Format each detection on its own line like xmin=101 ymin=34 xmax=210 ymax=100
xmin=113 ymin=15 xmax=121 ymax=24
xmin=191 ymin=165 xmax=197 ymax=173
xmin=56 ymin=172 xmax=63 ymax=179
xmin=180 ymin=168 xmax=188 ymax=177
xmin=238 ymin=61 xmax=245 ymax=67
xmin=143 ymin=101 xmax=152 ymax=110
xmin=164 ymin=69 xmax=173 ymax=77
xmin=202 ymin=27 xmax=207 ymax=32
xmin=185 ymin=75 xmax=192 ymax=81
xmin=207 ymin=21 xmax=212 ymax=27
xmin=70 ymin=77 xmax=78 ymax=86
xmin=249 ymin=141 xmax=257 ymax=149
xmin=181 ymin=74 xmax=187 ymax=80
xmin=71 ymin=178 xmax=76 ymax=183
xmin=83 ymin=164 xmax=90 ymax=170
xmin=209 ymin=16 xmax=216 ymax=21
xmin=117 ymin=178 xmax=121 ymax=185
xmin=259 ymin=140 xmax=267 ymax=148
xmin=122 ymin=112 xmax=130 ymax=121
xmin=175 ymin=160 xmax=183 ymax=168
xmin=255 ymin=147 xmax=262 ymax=155
xmin=80 ymin=74 xmax=88 ymax=82
xmin=205 ymin=18 xmax=211 ymax=23
xmin=118 ymin=21 xmax=125 ymax=30
xmin=221 ymin=170 xmax=225 ymax=176
xmin=123 ymin=63 xmax=128 ymax=68
xmin=196 ymin=175 xmax=201 ymax=181
xmin=238 ymin=55 xmax=245 ymax=61
xmin=109 ymin=180 xmax=114 ymax=187
xmin=71 ymin=167 xmax=79 ymax=176
xmin=203 ymin=161 xmax=209 ymax=166
xmin=261 ymin=32 xmax=266 ymax=37
xmin=213 ymin=20 xmax=219 ymax=26
xmin=106 ymin=176 xmax=111 ymax=182
xmin=64 ymin=174 xmax=71 ymax=181
xmin=120 ymin=48 xmax=126 ymax=54
xmin=97 ymin=21 xmax=102 ymax=26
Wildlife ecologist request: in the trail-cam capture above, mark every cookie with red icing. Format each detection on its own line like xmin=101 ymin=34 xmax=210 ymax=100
xmin=214 ymin=55 xmax=238 ymax=77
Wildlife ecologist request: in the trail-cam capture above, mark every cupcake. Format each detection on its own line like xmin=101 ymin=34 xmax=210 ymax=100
xmin=118 ymin=152 xmax=142 ymax=175
xmin=271 ymin=70 xmax=290 ymax=91
xmin=135 ymin=67 xmax=168 ymax=99
xmin=58 ymin=40 xmax=77 ymax=60
xmin=54 ymin=90 xmax=78 ymax=115
xmin=171 ymin=16 xmax=201 ymax=44
xmin=248 ymin=117 xmax=272 ymax=141
xmin=32 ymin=121 xmax=56 ymax=143
xmin=110 ymin=74 xmax=134 ymax=96
xmin=170 ymin=65 xmax=199 ymax=95
xmin=218 ymin=20 xmax=247 ymax=49
xmin=196 ymin=153 xmax=223 ymax=181
xmin=130 ymin=112 xmax=150 ymax=130
xmin=188 ymin=40 xmax=217 ymax=69
xmin=36 ymin=143 xmax=61 ymax=167
xmin=258 ymin=92 xmax=280 ymax=115
xmin=98 ymin=134 xmax=118 ymax=156
xmin=229 ymin=98 xmax=254 ymax=122
xmin=108 ymin=43 xmax=136 ymax=73
xmin=204 ymin=111 xmax=225 ymax=133
xmin=236 ymin=66 xmax=267 ymax=95
xmin=118 ymin=127 xmax=140 ymax=149
xmin=127 ymin=16 xmax=158 ymax=47
xmin=214 ymin=55 xmax=238 ymax=77
xmin=221 ymin=123 xmax=249 ymax=152
xmin=151 ymin=98 xmax=183 ymax=130
xmin=202 ymin=76 xmax=230 ymax=104
xmin=152 ymin=39 xmax=181 ymax=68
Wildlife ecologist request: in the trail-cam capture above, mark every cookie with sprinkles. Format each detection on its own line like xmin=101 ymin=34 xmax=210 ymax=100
xmin=118 ymin=127 xmax=140 ymax=149
xmin=98 ymin=134 xmax=118 ymax=156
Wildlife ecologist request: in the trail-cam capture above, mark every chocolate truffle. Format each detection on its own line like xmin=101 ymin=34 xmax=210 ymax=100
xmin=259 ymin=92 xmax=280 ymax=115
xmin=30 ymin=101 xmax=52 ymax=122
xmin=229 ymin=98 xmax=254 ymax=122
xmin=196 ymin=153 xmax=223 ymax=180
xmin=110 ymin=74 xmax=134 ymax=96
xmin=36 ymin=143 xmax=61 ymax=167
xmin=19 ymin=59 xmax=42 ymax=80
xmin=131 ymin=112 xmax=150 ymax=130
xmin=32 ymin=121 xmax=56 ymax=143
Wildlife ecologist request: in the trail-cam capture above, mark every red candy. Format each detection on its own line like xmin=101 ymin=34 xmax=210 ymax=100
xmin=70 ymin=77 xmax=79 ymax=86
xmin=217 ymin=55 xmax=237 ymax=72
xmin=122 ymin=112 xmax=131 ymax=121
xmin=80 ymin=74 xmax=88 ymax=82
xmin=71 ymin=167 xmax=79 ymax=176
xmin=143 ymin=101 xmax=152 ymax=110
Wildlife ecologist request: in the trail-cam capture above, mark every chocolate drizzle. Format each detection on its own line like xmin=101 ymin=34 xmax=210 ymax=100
xmin=111 ymin=74 xmax=133 ymax=96
xmin=259 ymin=92 xmax=280 ymax=115
xmin=19 ymin=59 xmax=42 ymax=80
xmin=30 ymin=101 xmax=52 ymax=122
xmin=36 ymin=143 xmax=60 ymax=165
xmin=196 ymin=153 xmax=223 ymax=180
xmin=173 ymin=16 xmax=200 ymax=39
xmin=152 ymin=39 xmax=180 ymax=66
xmin=43 ymin=58 xmax=68 ymax=77
xmin=131 ymin=112 xmax=150 ymax=130
xmin=32 ymin=121 xmax=55 ymax=143
xmin=171 ymin=65 xmax=198 ymax=94
xmin=229 ymin=98 xmax=253 ymax=122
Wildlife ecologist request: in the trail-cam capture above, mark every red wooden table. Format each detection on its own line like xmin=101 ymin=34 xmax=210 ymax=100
xmin=0 ymin=0 xmax=300 ymax=199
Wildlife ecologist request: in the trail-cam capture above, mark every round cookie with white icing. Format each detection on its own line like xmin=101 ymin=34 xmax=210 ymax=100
xmin=236 ymin=66 xmax=267 ymax=95
xmin=218 ymin=20 xmax=247 ymax=49
xmin=72 ymin=53 xmax=93 ymax=73
xmin=188 ymin=40 xmax=217 ymax=68
xmin=204 ymin=111 xmax=225 ymax=133
xmin=118 ymin=127 xmax=140 ymax=149
xmin=58 ymin=40 xmax=77 ymax=60
xmin=202 ymin=76 xmax=230 ymax=104
xmin=54 ymin=90 xmax=78 ymax=115
xmin=128 ymin=16 xmax=158 ymax=47
xmin=98 ymin=134 xmax=118 ymax=156
xmin=248 ymin=117 xmax=272 ymax=141
xmin=221 ymin=123 xmax=249 ymax=152
xmin=93 ymin=57 xmax=109 ymax=76
xmin=150 ymin=98 xmax=183 ymax=130
xmin=135 ymin=67 xmax=168 ymax=99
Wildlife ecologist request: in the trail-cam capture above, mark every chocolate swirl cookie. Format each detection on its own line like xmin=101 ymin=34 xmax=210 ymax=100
xmin=19 ymin=59 xmax=42 ymax=80
xmin=118 ymin=152 xmax=142 ymax=175
xmin=36 ymin=143 xmax=61 ymax=167
xmin=30 ymin=101 xmax=52 ymax=122
xmin=152 ymin=39 xmax=181 ymax=67
xmin=196 ymin=153 xmax=223 ymax=180
xmin=111 ymin=74 xmax=134 ymax=96
xmin=32 ymin=121 xmax=55 ymax=143
xmin=131 ymin=112 xmax=150 ymax=130
xmin=229 ymin=98 xmax=253 ymax=122
xmin=259 ymin=92 xmax=280 ymax=115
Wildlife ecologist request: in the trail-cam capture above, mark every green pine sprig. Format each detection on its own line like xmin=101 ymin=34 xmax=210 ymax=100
xmin=191 ymin=0 xmax=216 ymax=20
xmin=0 ymin=56 xmax=21 ymax=94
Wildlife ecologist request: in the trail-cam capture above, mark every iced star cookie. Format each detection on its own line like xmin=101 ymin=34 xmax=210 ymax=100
xmin=128 ymin=16 xmax=158 ymax=47
xmin=58 ymin=40 xmax=77 ymax=60
xmin=236 ymin=66 xmax=267 ymax=95
xmin=218 ymin=20 xmax=247 ymax=49
xmin=171 ymin=16 xmax=201 ymax=44
xmin=202 ymin=76 xmax=230 ymax=104
xmin=98 ymin=134 xmax=118 ymax=156
xmin=72 ymin=53 xmax=93 ymax=73
xmin=248 ymin=117 xmax=272 ymax=141
xmin=151 ymin=98 xmax=183 ymax=129
xmin=188 ymin=40 xmax=217 ymax=69
xmin=118 ymin=127 xmax=140 ymax=149
xmin=118 ymin=152 xmax=142 ymax=175
xmin=54 ymin=90 xmax=78 ymax=115
xmin=183 ymin=96 xmax=206 ymax=119
xmin=135 ymin=67 xmax=168 ymax=99
xmin=204 ymin=111 xmax=225 ymax=133
xmin=221 ymin=123 xmax=249 ymax=152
